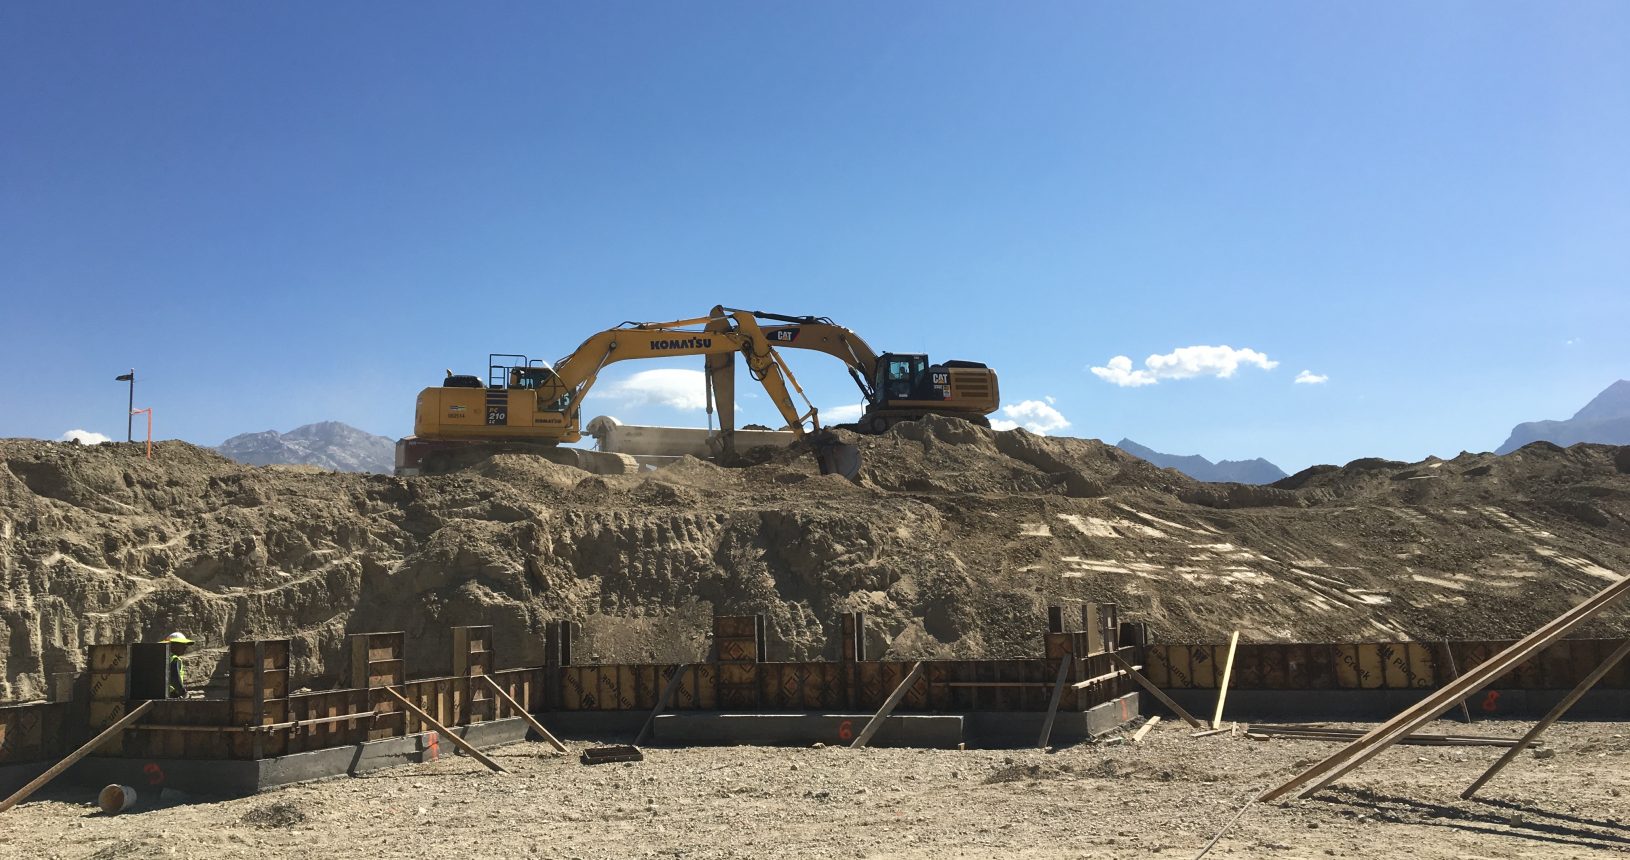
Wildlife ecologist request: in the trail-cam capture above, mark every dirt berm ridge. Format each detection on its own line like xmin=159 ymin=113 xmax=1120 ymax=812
xmin=3 ymin=416 xmax=1629 ymax=700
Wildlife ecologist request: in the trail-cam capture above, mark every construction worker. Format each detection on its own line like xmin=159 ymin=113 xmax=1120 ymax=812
xmin=164 ymin=632 xmax=194 ymax=697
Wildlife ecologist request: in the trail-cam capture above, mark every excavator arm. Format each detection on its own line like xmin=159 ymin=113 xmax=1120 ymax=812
xmin=715 ymin=310 xmax=882 ymax=402
xmin=706 ymin=308 xmax=1000 ymax=434
xmin=540 ymin=313 xmax=816 ymax=437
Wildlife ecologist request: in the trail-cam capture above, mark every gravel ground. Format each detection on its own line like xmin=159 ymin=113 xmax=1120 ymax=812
xmin=5 ymin=719 xmax=1630 ymax=859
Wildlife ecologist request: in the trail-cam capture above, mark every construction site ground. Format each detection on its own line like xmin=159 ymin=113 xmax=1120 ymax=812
xmin=4 ymin=423 xmax=1629 ymax=700
xmin=5 ymin=719 xmax=1629 ymax=859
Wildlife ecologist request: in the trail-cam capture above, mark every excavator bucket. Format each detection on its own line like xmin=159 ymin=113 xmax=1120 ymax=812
xmin=809 ymin=430 xmax=861 ymax=480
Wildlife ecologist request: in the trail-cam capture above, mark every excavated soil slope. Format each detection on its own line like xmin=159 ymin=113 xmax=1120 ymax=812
xmin=2 ymin=418 xmax=1629 ymax=700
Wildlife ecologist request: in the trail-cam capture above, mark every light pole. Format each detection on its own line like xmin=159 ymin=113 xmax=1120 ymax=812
xmin=115 ymin=370 xmax=134 ymax=442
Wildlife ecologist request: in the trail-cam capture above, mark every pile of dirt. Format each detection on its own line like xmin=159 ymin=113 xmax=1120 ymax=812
xmin=2 ymin=421 xmax=1629 ymax=700
xmin=239 ymin=800 xmax=309 ymax=829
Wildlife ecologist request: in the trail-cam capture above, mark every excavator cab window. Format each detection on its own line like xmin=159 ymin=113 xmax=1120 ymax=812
xmin=508 ymin=366 xmax=573 ymax=412
xmin=510 ymin=367 xmax=553 ymax=390
xmin=880 ymin=354 xmax=929 ymax=403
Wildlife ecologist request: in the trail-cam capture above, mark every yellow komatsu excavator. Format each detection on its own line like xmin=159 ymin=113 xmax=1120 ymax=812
xmin=704 ymin=307 xmax=1000 ymax=435
xmin=396 ymin=310 xmax=859 ymax=477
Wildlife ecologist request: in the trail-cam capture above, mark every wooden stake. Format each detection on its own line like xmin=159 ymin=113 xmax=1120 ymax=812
xmin=1131 ymin=716 xmax=1161 ymax=743
xmin=478 ymin=674 xmax=566 ymax=754
xmin=1262 ymin=571 xmax=1630 ymax=801
xmin=1107 ymin=651 xmax=1205 ymax=729
xmin=1441 ymin=641 xmax=1473 ymax=724
xmin=634 ymin=664 xmax=689 ymax=746
xmin=850 ymin=661 xmax=924 ymax=749
xmin=1462 ymin=637 xmax=1630 ymax=799
xmin=382 ymin=688 xmax=506 ymax=773
xmin=0 ymin=699 xmax=154 ymax=814
xmin=1036 ymin=655 xmax=1074 ymax=749
xmin=1212 ymin=631 xmax=1240 ymax=730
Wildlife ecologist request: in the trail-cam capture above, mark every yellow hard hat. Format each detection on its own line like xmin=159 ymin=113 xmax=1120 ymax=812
xmin=164 ymin=632 xmax=194 ymax=645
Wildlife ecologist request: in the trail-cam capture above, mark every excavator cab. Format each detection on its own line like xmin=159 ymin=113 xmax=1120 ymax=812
xmin=508 ymin=367 xmax=553 ymax=390
xmin=491 ymin=355 xmax=573 ymax=413
xmin=876 ymin=353 xmax=948 ymax=404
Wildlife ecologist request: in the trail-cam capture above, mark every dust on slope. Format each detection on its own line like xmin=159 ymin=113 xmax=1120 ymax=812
xmin=2 ymin=424 xmax=1628 ymax=701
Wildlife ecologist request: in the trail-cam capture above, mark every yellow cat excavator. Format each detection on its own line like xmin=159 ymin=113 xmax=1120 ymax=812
xmin=704 ymin=307 xmax=1000 ymax=435
xmin=396 ymin=310 xmax=859 ymax=477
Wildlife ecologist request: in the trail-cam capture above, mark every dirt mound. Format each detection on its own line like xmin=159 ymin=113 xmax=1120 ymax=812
xmin=2 ymin=431 xmax=1629 ymax=700
xmin=646 ymin=455 xmax=742 ymax=491
xmin=849 ymin=416 xmax=1177 ymax=497
xmin=465 ymin=453 xmax=586 ymax=494
xmin=240 ymin=800 xmax=310 ymax=829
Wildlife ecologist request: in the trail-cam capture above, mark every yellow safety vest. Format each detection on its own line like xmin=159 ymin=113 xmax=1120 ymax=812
xmin=168 ymin=654 xmax=186 ymax=695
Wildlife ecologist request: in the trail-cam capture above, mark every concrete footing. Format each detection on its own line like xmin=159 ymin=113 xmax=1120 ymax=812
xmin=642 ymin=693 xmax=1142 ymax=748
xmin=1 ymin=696 xmax=1146 ymax=803
xmin=8 ymin=717 xmax=533 ymax=801
xmin=652 ymin=713 xmax=964 ymax=747
xmin=966 ymin=692 xmax=1141 ymax=746
xmin=1162 ymin=688 xmax=1630 ymax=722
xmin=0 ymin=760 xmax=51 ymax=799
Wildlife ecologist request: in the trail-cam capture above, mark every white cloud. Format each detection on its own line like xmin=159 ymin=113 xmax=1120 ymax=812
xmin=1090 ymin=345 xmax=1279 ymax=387
xmin=989 ymin=399 xmax=1071 ymax=435
xmin=601 ymin=369 xmax=708 ymax=410
xmin=61 ymin=429 xmax=112 ymax=444
xmin=1294 ymin=370 xmax=1329 ymax=385
xmin=822 ymin=403 xmax=867 ymax=423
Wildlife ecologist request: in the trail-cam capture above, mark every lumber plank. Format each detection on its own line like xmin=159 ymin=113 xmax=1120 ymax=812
xmin=479 ymin=674 xmax=566 ymax=754
xmin=1441 ymin=641 xmax=1473 ymax=724
xmin=633 ymin=664 xmax=689 ymax=747
xmin=1462 ymin=637 xmax=1630 ymax=798
xmin=1252 ymin=728 xmax=1520 ymax=747
xmin=1071 ymin=665 xmax=1143 ymax=690
xmin=1212 ymin=631 xmax=1240 ymax=730
xmin=1107 ymin=651 xmax=1205 ymax=729
xmin=850 ymin=661 xmax=924 ymax=749
xmin=0 ymin=699 xmax=154 ymax=814
xmin=1036 ymin=655 xmax=1074 ymax=749
xmin=1191 ymin=727 xmax=1229 ymax=738
xmin=1262 ymin=571 xmax=1630 ymax=801
xmin=1131 ymin=716 xmax=1161 ymax=743
xmin=382 ymin=687 xmax=506 ymax=773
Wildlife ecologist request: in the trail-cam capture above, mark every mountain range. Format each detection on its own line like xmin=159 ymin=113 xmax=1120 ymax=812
xmin=1497 ymin=380 xmax=1630 ymax=454
xmin=207 ymin=381 xmax=1628 ymax=482
xmin=1114 ymin=438 xmax=1288 ymax=484
xmin=216 ymin=422 xmax=395 ymax=474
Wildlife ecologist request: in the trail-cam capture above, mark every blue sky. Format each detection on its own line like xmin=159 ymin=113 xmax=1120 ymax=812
xmin=3 ymin=3 xmax=1626 ymax=473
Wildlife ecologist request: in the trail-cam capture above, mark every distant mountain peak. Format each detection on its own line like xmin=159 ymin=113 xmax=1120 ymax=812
xmin=1497 ymin=380 xmax=1630 ymax=454
xmin=216 ymin=422 xmax=394 ymax=474
xmin=1114 ymin=438 xmax=1287 ymax=484
xmin=1573 ymin=380 xmax=1630 ymax=421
